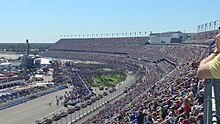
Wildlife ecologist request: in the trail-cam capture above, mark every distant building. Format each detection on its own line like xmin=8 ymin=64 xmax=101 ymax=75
xmin=20 ymin=54 xmax=52 ymax=69
xmin=34 ymin=58 xmax=52 ymax=67
xmin=34 ymin=74 xmax=43 ymax=81
xmin=148 ymin=31 xmax=194 ymax=44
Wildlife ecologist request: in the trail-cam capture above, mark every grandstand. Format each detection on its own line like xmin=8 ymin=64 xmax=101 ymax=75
xmin=38 ymin=31 xmax=218 ymax=124
xmin=185 ymin=30 xmax=218 ymax=44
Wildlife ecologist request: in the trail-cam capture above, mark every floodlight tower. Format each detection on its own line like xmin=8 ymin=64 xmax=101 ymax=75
xmin=23 ymin=39 xmax=29 ymax=80
xmin=26 ymin=39 xmax=30 ymax=56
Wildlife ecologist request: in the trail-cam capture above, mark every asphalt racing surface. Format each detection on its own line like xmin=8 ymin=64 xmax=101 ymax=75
xmin=0 ymin=89 xmax=70 ymax=124
xmin=0 ymin=74 xmax=137 ymax=124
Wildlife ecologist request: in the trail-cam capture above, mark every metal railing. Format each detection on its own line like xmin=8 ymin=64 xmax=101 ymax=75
xmin=204 ymin=79 xmax=220 ymax=124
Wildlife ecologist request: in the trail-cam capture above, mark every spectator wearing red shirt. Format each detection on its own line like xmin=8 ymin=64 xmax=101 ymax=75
xmin=181 ymin=119 xmax=190 ymax=124
xmin=183 ymin=99 xmax=191 ymax=118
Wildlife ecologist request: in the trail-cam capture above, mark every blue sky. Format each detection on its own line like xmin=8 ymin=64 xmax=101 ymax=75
xmin=0 ymin=0 xmax=219 ymax=43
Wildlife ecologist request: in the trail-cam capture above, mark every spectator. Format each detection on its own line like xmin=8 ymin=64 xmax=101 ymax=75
xmin=197 ymin=34 xmax=220 ymax=79
xmin=197 ymin=114 xmax=204 ymax=124
xmin=181 ymin=119 xmax=190 ymax=124
xmin=137 ymin=110 xmax=145 ymax=124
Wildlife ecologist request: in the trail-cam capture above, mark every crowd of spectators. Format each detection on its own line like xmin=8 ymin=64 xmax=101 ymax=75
xmin=0 ymin=85 xmax=50 ymax=105
xmin=49 ymin=37 xmax=148 ymax=51
xmin=36 ymin=61 xmax=140 ymax=123
xmin=40 ymin=36 xmax=210 ymax=124
xmin=83 ymin=57 xmax=205 ymax=124
xmin=135 ymin=44 xmax=208 ymax=65
xmin=43 ymin=43 xmax=208 ymax=67
xmin=42 ymin=50 xmax=128 ymax=63
xmin=186 ymin=30 xmax=218 ymax=44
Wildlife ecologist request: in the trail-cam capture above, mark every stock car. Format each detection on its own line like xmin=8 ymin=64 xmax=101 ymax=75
xmin=87 ymin=99 xmax=93 ymax=105
xmin=59 ymin=111 xmax=68 ymax=118
xmin=103 ymin=91 xmax=108 ymax=96
xmin=95 ymin=95 xmax=101 ymax=100
xmin=74 ymin=105 xmax=81 ymax=111
xmin=91 ymin=97 xmax=96 ymax=103
xmin=81 ymin=102 xmax=87 ymax=108
xmin=67 ymin=108 xmax=75 ymax=114
xmin=99 ymin=86 xmax=104 ymax=90
xmin=67 ymin=101 xmax=77 ymax=106
xmin=36 ymin=118 xmax=52 ymax=124
xmin=109 ymin=88 xmax=114 ymax=93
xmin=52 ymin=114 xmax=61 ymax=121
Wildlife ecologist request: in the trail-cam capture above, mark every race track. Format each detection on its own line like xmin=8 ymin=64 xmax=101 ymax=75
xmin=0 ymin=89 xmax=70 ymax=124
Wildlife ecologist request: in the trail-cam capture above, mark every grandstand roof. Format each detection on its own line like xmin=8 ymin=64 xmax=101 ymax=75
xmin=150 ymin=31 xmax=182 ymax=36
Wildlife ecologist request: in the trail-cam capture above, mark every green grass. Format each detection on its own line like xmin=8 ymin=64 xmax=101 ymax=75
xmin=73 ymin=61 xmax=100 ymax=64
xmin=73 ymin=61 xmax=89 ymax=64
xmin=97 ymin=68 xmax=112 ymax=71
xmin=91 ymin=74 xmax=126 ymax=87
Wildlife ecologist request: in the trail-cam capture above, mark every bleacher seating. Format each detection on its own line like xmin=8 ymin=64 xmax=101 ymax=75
xmin=186 ymin=30 xmax=218 ymax=44
xmin=40 ymin=36 xmax=210 ymax=124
